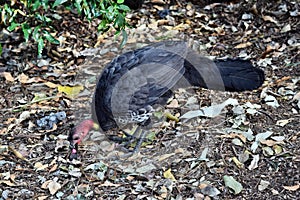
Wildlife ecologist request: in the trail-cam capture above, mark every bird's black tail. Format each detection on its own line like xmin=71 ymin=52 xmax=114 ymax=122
xmin=183 ymin=56 xmax=265 ymax=92
xmin=215 ymin=59 xmax=265 ymax=92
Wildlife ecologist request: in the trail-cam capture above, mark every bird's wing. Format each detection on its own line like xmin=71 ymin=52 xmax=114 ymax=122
xmin=109 ymin=41 xmax=189 ymax=125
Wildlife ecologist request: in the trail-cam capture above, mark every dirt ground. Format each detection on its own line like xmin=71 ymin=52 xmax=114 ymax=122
xmin=0 ymin=0 xmax=299 ymax=199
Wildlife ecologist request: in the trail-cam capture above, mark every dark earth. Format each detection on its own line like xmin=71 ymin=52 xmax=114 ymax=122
xmin=0 ymin=0 xmax=299 ymax=199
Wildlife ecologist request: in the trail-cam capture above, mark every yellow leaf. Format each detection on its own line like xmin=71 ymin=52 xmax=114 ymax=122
xmin=57 ymin=85 xmax=84 ymax=98
xmin=163 ymin=168 xmax=176 ymax=181
xmin=232 ymin=157 xmax=244 ymax=168
xmin=165 ymin=112 xmax=179 ymax=122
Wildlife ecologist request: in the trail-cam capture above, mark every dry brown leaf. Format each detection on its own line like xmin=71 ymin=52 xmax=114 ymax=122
xmin=37 ymin=196 xmax=48 ymax=200
xmin=2 ymin=72 xmax=14 ymax=82
xmin=275 ymin=76 xmax=291 ymax=84
xmin=26 ymin=77 xmax=44 ymax=83
xmin=34 ymin=162 xmax=49 ymax=171
xmin=283 ymin=184 xmax=300 ymax=191
xmin=41 ymin=180 xmax=52 ymax=189
xmin=44 ymin=81 xmax=58 ymax=88
xmin=18 ymin=73 xmax=29 ymax=83
xmin=158 ymin=153 xmax=175 ymax=161
xmin=260 ymin=140 xmax=284 ymax=146
xmin=219 ymin=133 xmax=246 ymax=143
xmin=48 ymin=178 xmax=61 ymax=195
xmin=8 ymin=146 xmax=29 ymax=162
xmin=151 ymin=0 xmax=165 ymax=4
xmin=292 ymin=92 xmax=300 ymax=101
xmin=234 ymin=42 xmax=252 ymax=49
xmin=0 ymin=128 xmax=7 ymax=135
xmin=0 ymin=180 xmax=16 ymax=186
xmin=262 ymin=15 xmax=278 ymax=24
xmin=99 ymin=180 xmax=121 ymax=187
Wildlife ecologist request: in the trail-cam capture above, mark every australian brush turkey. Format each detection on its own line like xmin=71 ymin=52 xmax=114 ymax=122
xmin=68 ymin=41 xmax=264 ymax=159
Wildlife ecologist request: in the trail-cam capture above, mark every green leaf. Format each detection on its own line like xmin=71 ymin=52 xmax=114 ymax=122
xmin=37 ymin=37 xmax=44 ymax=58
xmin=98 ymin=20 xmax=108 ymax=32
xmin=74 ymin=0 xmax=83 ymax=14
xmin=32 ymin=26 xmax=41 ymax=41
xmin=51 ymin=13 xmax=62 ymax=20
xmin=4 ymin=4 xmax=13 ymax=15
xmin=32 ymin=0 xmax=41 ymax=11
xmin=118 ymin=4 xmax=130 ymax=11
xmin=120 ymin=29 xmax=127 ymax=48
xmin=223 ymin=175 xmax=243 ymax=194
xmin=0 ymin=43 xmax=2 ymax=56
xmin=115 ymin=13 xmax=126 ymax=29
xmin=117 ymin=0 xmax=124 ymax=3
xmin=52 ymin=0 xmax=68 ymax=8
xmin=43 ymin=31 xmax=60 ymax=44
xmin=41 ymin=0 xmax=50 ymax=10
xmin=21 ymin=23 xmax=31 ymax=42
xmin=7 ymin=21 xmax=20 ymax=31
xmin=44 ymin=16 xmax=52 ymax=22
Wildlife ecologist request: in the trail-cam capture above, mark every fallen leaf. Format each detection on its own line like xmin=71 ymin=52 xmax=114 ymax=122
xmin=200 ymin=185 xmax=221 ymax=197
xmin=44 ymin=81 xmax=57 ymax=88
xmin=234 ymin=42 xmax=252 ymax=49
xmin=8 ymin=146 xmax=29 ymax=162
xmin=262 ymin=15 xmax=278 ymax=24
xmin=276 ymin=119 xmax=293 ymax=127
xmin=99 ymin=180 xmax=121 ymax=187
xmin=281 ymin=24 xmax=291 ymax=33
xmin=18 ymin=73 xmax=29 ymax=84
xmin=260 ymin=139 xmax=284 ymax=146
xmin=283 ymin=184 xmax=300 ymax=191
xmin=34 ymin=162 xmax=49 ymax=171
xmin=223 ymin=175 xmax=243 ymax=194
xmin=57 ymin=85 xmax=84 ymax=98
xmin=37 ymin=196 xmax=48 ymax=200
xmin=232 ymin=157 xmax=244 ymax=168
xmin=258 ymin=180 xmax=270 ymax=191
xmin=163 ymin=168 xmax=176 ymax=181
xmin=248 ymin=154 xmax=259 ymax=170
xmin=2 ymin=72 xmax=14 ymax=82
xmin=181 ymin=98 xmax=239 ymax=119
xmin=48 ymin=178 xmax=61 ymax=195
xmin=0 ymin=180 xmax=16 ymax=186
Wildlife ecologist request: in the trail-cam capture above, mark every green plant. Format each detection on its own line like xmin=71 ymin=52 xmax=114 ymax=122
xmin=0 ymin=0 xmax=131 ymax=58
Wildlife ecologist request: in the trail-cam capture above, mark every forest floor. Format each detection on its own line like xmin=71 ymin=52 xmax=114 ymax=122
xmin=0 ymin=0 xmax=299 ymax=199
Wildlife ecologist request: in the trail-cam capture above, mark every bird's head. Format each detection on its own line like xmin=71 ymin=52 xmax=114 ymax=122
xmin=68 ymin=119 xmax=99 ymax=160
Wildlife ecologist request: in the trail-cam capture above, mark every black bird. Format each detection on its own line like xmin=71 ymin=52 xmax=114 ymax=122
xmin=68 ymin=41 xmax=264 ymax=159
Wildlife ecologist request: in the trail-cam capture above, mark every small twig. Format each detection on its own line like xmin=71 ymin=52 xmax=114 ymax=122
xmin=0 ymin=96 xmax=60 ymax=112
xmin=257 ymin=110 xmax=275 ymax=122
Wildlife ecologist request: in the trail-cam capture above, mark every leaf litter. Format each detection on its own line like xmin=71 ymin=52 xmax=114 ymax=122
xmin=0 ymin=0 xmax=299 ymax=199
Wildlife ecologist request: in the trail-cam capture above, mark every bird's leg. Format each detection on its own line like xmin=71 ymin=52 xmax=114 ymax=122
xmin=122 ymin=125 xmax=142 ymax=148
xmin=133 ymin=130 xmax=146 ymax=152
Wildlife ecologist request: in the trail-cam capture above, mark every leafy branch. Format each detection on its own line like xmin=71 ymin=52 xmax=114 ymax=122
xmin=0 ymin=0 xmax=131 ymax=57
